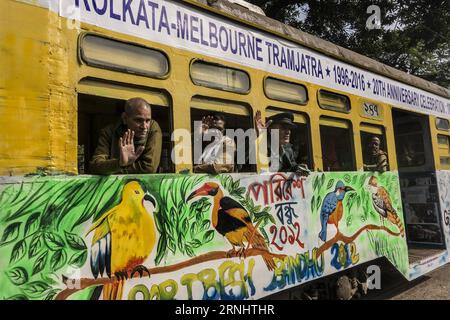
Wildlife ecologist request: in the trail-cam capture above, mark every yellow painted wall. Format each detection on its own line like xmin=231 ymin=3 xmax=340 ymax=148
xmin=1 ymin=0 xmax=446 ymax=176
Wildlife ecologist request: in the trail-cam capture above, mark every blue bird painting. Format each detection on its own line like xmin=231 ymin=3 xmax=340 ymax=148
xmin=318 ymin=180 xmax=355 ymax=242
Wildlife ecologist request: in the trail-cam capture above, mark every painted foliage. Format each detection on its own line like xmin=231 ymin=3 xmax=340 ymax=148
xmin=0 ymin=172 xmax=408 ymax=300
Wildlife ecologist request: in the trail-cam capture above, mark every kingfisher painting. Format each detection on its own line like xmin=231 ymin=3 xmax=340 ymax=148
xmin=318 ymin=180 xmax=355 ymax=242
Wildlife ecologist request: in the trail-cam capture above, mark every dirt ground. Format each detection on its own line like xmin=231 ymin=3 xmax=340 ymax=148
xmin=388 ymin=263 xmax=450 ymax=300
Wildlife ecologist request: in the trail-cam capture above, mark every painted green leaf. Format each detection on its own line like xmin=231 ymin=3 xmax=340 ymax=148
xmin=201 ymin=220 xmax=210 ymax=231
xmin=268 ymin=214 xmax=276 ymax=225
xmin=29 ymin=234 xmax=43 ymax=258
xmin=316 ymin=196 xmax=322 ymax=211
xmin=50 ymin=249 xmax=67 ymax=271
xmin=23 ymin=281 xmax=51 ymax=297
xmin=320 ymin=174 xmax=325 ymax=187
xmin=190 ymin=222 xmax=197 ymax=235
xmin=311 ymin=195 xmax=316 ymax=212
xmin=44 ymin=289 xmax=60 ymax=301
xmin=155 ymin=234 xmax=167 ymax=265
xmin=24 ymin=212 xmax=40 ymax=237
xmin=185 ymin=246 xmax=195 ymax=257
xmin=64 ymin=231 xmax=86 ymax=250
xmin=352 ymin=175 xmax=358 ymax=186
xmin=44 ymin=232 xmax=64 ymax=251
xmin=10 ymin=240 xmax=27 ymax=264
xmin=7 ymin=295 xmax=29 ymax=300
xmin=191 ymin=239 xmax=202 ymax=248
xmin=32 ymin=251 xmax=48 ymax=275
xmin=203 ymin=230 xmax=215 ymax=243
xmin=69 ymin=250 xmax=87 ymax=268
xmin=326 ymin=179 xmax=335 ymax=190
xmin=0 ymin=222 xmax=21 ymax=245
xmin=313 ymin=176 xmax=318 ymax=191
xmin=167 ymin=240 xmax=176 ymax=254
xmin=236 ymin=187 xmax=246 ymax=195
xmin=7 ymin=267 xmax=29 ymax=285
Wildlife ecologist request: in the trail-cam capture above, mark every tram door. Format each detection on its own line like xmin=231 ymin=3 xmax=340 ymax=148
xmin=392 ymin=109 xmax=445 ymax=249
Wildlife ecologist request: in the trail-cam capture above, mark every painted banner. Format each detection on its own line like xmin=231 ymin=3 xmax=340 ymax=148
xmin=0 ymin=172 xmax=408 ymax=300
xmin=20 ymin=0 xmax=450 ymax=117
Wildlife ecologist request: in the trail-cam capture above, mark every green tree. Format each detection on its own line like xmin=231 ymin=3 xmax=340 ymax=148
xmin=248 ymin=0 xmax=449 ymax=88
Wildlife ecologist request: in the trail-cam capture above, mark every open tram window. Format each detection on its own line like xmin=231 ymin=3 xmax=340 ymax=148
xmin=319 ymin=117 xmax=355 ymax=171
xmin=360 ymin=123 xmax=389 ymax=172
xmin=77 ymin=82 xmax=174 ymax=174
xmin=265 ymin=107 xmax=312 ymax=170
xmin=190 ymin=97 xmax=255 ymax=173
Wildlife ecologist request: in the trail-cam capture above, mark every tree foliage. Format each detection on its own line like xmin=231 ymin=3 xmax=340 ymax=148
xmin=248 ymin=0 xmax=449 ymax=88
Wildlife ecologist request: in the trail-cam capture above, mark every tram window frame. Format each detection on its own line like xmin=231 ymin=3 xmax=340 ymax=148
xmin=317 ymin=90 xmax=351 ymax=113
xmin=360 ymin=123 xmax=389 ymax=171
xmin=436 ymin=118 xmax=450 ymax=131
xmin=190 ymin=96 xmax=256 ymax=173
xmin=263 ymin=77 xmax=308 ymax=105
xmin=265 ymin=107 xmax=313 ymax=169
xmin=76 ymin=80 xmax=174 ymax=175
xmin=189 ymin=60 xmax=251 ymax=94
xmin=437 ymin=134 xmax=449 ymax=149
xmin=437 ymin=134 xmax=450 ymax=168
xmin=78 ymin=33 xmax=170 ymax=79
xmin=395 ymin=119 xmax=426 ymax=168
xmin=319 ymin=117 xmax=356 ymax=171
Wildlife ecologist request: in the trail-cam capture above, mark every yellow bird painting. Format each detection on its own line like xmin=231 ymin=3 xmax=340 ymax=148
xmin=86 ymin=181 xmax=158 ymax=300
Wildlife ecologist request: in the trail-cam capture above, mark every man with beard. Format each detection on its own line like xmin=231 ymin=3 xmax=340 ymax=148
xmin=363 ymin=136 xmax=389 ymax=172
xmin=89 ymin=97 xmax=162 ymax=174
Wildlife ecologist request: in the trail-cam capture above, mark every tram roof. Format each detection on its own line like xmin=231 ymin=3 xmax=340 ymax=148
xmin=189 ymin=0 xmax=450 ymax=100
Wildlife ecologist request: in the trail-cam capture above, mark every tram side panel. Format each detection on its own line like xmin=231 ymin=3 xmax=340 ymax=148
xmin=0 ymin=172 xmax=408 ymax=300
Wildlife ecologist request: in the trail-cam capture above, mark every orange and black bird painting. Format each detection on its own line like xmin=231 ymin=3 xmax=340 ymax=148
xmin=187 ymin=182 xmax=276 ymax=271
xmin=368 ymin=176 xmax=405 ymax=237
xmin=86 ymin=181 xmax=158 ymax=300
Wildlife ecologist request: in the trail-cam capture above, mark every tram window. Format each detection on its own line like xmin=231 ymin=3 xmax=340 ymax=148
xmin=395 ymin=120 xmax=426 ymax=167
xmin=264 ymin=78 xmax=308 ymax=105
xmin=190 ymin=61 xmax=250 ymax=94
xmin=79 ymin=34 xmax=169 ymax=78
xmin=318 ymin=90 xmax=351 ymax=113
xmin=265 ymin=108 xmax=312 ymax=169
xmin=437 ymin=134 xmax=449 ymax=149
xmin=436 ymin=118 xmax=450 ymax=131
xmin=77 ymin=93 xmax=174 ymax=174
xmin=360 ymin=123 xmax=389 ymax=171
xmin=319 ymin=117 xmax=355 ymax=171
xmin=441 ymin=157 xmax=450 ymax=166
xmin=190 ymin=97 xmax=255 ymax=173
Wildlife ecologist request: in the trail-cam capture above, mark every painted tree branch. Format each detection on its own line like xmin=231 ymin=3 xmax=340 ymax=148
xmin=316 ymin=224 xmax=401 ymax=257
xmin=55 ymin=248 xmax=286 ymax=300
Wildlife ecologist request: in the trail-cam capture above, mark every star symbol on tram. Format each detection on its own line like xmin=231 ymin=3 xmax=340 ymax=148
xmin=326 ymin=67 xmax=331 ymax=77
xmin=367 ymin=80 xmax=371 ymax=89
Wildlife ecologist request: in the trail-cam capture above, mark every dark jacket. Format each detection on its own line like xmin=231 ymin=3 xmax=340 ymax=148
xmin=89 ymin=121 xmax=162 ymax=174
xmin=271 ymin=143 xmax=297 ymax=172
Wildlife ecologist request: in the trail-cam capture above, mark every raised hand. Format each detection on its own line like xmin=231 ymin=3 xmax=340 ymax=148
xmin=119 ymin=129 xmax=145 ymax=167
xmin=202 ymin=115 xmax=215 ymax=133
xmin=255 ymin=110 xmax=272 ymax=137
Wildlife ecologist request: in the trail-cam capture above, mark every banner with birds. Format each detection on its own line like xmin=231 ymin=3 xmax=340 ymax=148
xmin=0 ymin=171 xmax=420 ymax=300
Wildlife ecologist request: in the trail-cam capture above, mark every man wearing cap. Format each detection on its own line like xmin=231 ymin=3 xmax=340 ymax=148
xmin=89 ymin=97 xmax=162 ymax=174
xmin=255 ymin=111 xmax=310 ymax=176
xmin=363 ymin=136 xmax=389 ymax=172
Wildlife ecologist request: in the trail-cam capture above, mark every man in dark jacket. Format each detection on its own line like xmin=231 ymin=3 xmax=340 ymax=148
xmin=255 ymin=111 xmax=309 ymax=176
xmin=89 ymin=97 xmax=162 ymax=174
